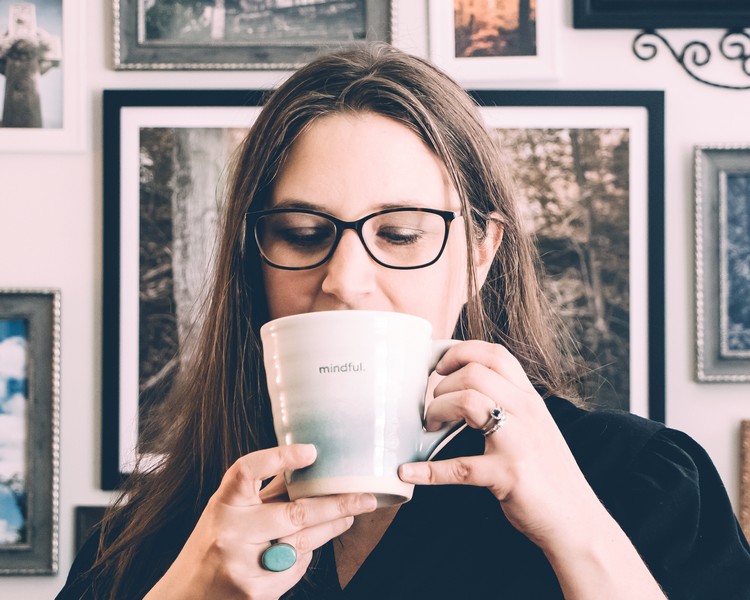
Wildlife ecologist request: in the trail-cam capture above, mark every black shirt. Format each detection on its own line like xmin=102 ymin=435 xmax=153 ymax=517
xmin=57 ymin=397 xmax=750 ymax=599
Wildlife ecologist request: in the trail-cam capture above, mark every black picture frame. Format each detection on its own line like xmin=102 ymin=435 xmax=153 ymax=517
xmin=113 ymin=0 xmax=393 ymax=70
xmin=0 ymin=289 xmax=61 ymax=574
xmin=573 ymin=1 xmax=750 ymax=29
xmin=101 ymin=88 xmax=665 ymax=490
xmin=102 ymin=89 xmax=267 ymax=489
xmin=471 ymin=90 xmax=665 ymax=422
xmin=74 ymin=506 xmax=107 ymax=554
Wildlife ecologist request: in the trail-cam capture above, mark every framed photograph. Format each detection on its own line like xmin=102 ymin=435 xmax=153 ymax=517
xmin=472 ymin=90 xmax=665 ymax=421
xmin=102 ymin=89 xmax=265 ymax=489
xmin=573 ymin=0 xmax=750 ymax=29
xmin=695 ymin=146 xmax=750 ymax=382
xmin=113 ymin=0 xmax=393 ymax=70
xmin=0 ymin=289 xmax=60 ymax=574
xmin=0 ymin=0 xmax=84 ymax=152
xmin=742 ymin=421 xmax=750 ymax=542
xmin=428 ymin=0 xmax=559 ymax=84
xmin=74 ymin=506 xmax=106 ymax=554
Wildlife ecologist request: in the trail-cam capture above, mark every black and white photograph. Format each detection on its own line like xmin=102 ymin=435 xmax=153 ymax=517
xmin=721 ymin=172 xmax=750 ymax=357
xmin=695 ymin=146 xmax=750 ymax=382
xmin=428 ymin=0 xmax=557 ymax=83
xmin=0 ymin=289 xmax=59 ymax=574
xmin=114 ymin=0 xmax=392 ymax=69
xmin=474 ymin=90 xmax=665 ymax=420
xmin=492 ymin=126 xmax=631 ymax=411
xmin=0 ymin=0 xmax=62 ymax=129
xmin=101 ymin=90 xmax=265 ymax=488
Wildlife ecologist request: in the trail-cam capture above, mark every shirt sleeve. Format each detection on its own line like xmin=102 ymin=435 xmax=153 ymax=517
xmin=54 ymin=527 xmax=101 ymax=600
xmin=611 ymin=427 xmax=750 ymax=600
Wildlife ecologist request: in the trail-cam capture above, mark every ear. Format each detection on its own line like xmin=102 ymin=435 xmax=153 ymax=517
xmin=473 ymin=214 xmax=503 ymax=289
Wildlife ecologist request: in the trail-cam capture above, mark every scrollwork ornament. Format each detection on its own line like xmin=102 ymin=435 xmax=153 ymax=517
xmin=633 ymin=29 xmax=750 ymax=90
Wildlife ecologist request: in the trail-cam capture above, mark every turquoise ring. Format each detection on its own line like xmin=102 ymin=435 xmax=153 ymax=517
xmin=261 ymin=542 xmax=297 ymax=572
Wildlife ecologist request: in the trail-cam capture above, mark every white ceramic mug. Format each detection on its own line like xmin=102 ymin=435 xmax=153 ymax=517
xmin=260 ymin=310 xmax=459 ymax=507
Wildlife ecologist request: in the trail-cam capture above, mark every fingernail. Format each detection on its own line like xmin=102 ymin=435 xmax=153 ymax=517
xmin=399 ymin=464 xmax=415 ymax=481
xmin=359 ymin=494 xmax=377 ymax=511
xmin=300 ymin=444 xmax=317 ymax=460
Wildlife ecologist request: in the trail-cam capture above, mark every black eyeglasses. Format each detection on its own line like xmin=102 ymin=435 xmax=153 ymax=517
xmin=246 ymin=207 xmax=461 ymax=270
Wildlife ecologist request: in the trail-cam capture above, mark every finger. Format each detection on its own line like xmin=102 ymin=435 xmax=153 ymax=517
xmin=424 ymin=389 xmax=496 ymax=431
xmin=215 ymin=444 xmax=317 ymax=506
xmin=231 ymin=493 xmax=377 ymax=543
xmin=277 ymin=514 xmax=355 ymax=555
xmin=436 ymin=341 xmax=535 ymax=392
xmin=399 ymin=456 xmax=502 ymax=489
xmin=259 ymin=475 xmax=289 ymax=503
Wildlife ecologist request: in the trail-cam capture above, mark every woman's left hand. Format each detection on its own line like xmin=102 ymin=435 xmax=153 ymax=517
xmin=398 ymin=340 xmax=603 ymax=553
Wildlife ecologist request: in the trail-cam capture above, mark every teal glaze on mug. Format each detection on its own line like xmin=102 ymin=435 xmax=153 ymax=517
xmin=260 ymin=310 xmax=459 ymax=507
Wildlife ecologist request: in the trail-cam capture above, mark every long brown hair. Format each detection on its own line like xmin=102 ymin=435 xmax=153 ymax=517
xmin=90 ymin=42 xmax=581 ymax=598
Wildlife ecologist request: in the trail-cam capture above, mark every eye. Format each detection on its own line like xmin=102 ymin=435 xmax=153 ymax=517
xmin=376 ymin=225 xmax=425 ymax=245
xmin=277 ymin=226 xmax=333 ymax=248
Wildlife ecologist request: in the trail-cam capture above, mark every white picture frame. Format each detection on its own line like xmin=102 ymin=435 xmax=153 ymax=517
xmin=0 ymin=0 xmax=85 ymax=153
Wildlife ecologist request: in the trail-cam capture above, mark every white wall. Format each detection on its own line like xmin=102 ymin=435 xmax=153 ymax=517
xmin=1 ymin=1 xmax=749 ymax=597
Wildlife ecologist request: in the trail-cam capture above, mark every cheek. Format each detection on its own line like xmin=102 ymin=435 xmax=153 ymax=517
xmin=262 ymin=266 xmax=319 ymax=319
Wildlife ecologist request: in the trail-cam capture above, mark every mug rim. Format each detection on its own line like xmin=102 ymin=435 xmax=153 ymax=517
xmin=260 ymin=309 xmax=433 ymax=335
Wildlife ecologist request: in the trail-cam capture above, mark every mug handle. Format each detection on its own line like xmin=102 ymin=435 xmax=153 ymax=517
xmin=416 ymin=339 xmax=464 ymax=461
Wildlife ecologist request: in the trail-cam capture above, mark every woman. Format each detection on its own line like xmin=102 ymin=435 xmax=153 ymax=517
xmin=58 ymin=43 xmax=750 ymax=599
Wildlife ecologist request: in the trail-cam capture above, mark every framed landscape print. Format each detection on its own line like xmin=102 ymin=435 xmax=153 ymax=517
xmin=573 ymin=0 xmax=750 ymax=29
xmin=113 ymin=0 xmax=393 ymax=70
xmin=472 ymin=90 xmax=665 ymax=421
xmin=428 ymin=0 xmax=558 ymax=84
xmin=102 ymin=89 xmax=264 ymax=489
xmin=0 ymin=0 xmax=84 ymax=152
xmin=0 ymin=289 xmax=60 ymax=574
xmin=695 ymin=146 xmax=750 ymax=382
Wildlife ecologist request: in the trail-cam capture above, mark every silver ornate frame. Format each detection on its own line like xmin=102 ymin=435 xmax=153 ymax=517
xmin=695 ymin=146 xmax=750 ymax=382
xmin=113 ymin=0 xmax=395 ymax=70
xmin=0 ymin=289 xmax=60 ymax=574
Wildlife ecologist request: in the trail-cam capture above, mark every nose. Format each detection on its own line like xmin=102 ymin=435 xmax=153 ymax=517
xmin=320 ymin=229 xmax=377 ymax=305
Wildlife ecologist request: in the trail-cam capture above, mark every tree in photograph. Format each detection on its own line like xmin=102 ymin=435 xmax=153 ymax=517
xmin=493 ymin=127 xmax=630 ymax=410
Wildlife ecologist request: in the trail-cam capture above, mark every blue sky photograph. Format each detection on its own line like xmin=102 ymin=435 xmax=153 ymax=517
xmin=0 ymin=318 xmax=28 ymax=545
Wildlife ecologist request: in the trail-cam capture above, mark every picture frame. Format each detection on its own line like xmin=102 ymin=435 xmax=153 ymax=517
xmin=102 ymin=89 xmax=266 ymax=489
xmin=74 ymin=506 xmax=106 ymax=554
xmin=742 ymin=420 xmax=750 ymax=542
xmin=102 ymin=88 xmax=665 ymax=491
xmin=472 ymin=90 xmax=665 ymax=421
xmin=0 ymin=0 xmax=85 ymax=152
xmin=428 ymin=0 xmax=559 ymax=84
xmin=0 ymin=289 xmax=60 ymax=574
xmin=113 ymin=0 xmax=393 ymax=70
xmin=695 ymin=146 xmax=750 ymax=382
xmin=573 ymin=0 xmax=750 ymax=29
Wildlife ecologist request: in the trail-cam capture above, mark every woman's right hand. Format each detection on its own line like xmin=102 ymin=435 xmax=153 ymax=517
xmin=144 ymin=444 xmax=378 ymax=600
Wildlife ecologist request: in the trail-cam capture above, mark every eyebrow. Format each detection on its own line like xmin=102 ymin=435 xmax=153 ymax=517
xmin=270 ymin=198 xmax=433 ymax=212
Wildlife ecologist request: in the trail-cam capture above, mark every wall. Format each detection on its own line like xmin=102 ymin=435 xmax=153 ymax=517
xmin=1 ymin=1 xmax=749 ymax=597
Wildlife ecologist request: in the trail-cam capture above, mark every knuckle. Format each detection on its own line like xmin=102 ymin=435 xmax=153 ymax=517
xmin=448 ymin=459 xmax=473 ymax=483
xmin=458 ymin=388 xmax=485 ymax=414
xmin=294 ymin=532 xmax=312 ymax=554
xmin=285 ymin=500 xmax=308 ymax=527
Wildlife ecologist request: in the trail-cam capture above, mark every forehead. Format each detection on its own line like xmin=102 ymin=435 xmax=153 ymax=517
xmin=270 ymin=112 xmax=459 ymax=217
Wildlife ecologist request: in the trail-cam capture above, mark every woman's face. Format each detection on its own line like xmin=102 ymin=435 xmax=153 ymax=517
xmin=261 ymin=112 xmax=492 ymax=339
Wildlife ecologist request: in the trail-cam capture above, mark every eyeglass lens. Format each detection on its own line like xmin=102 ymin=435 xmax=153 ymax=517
xmin=254 ymin=210 xmax=449 ymax=269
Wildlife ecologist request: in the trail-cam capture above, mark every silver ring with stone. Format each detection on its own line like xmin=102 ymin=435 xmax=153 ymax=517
xmin=480 ymin=406 xmax=507 ymax=437
xmin=260 ymin=541 xmax=297 ymax=572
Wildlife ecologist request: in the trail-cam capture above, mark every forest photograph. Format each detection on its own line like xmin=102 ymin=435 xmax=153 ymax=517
xmin=492 ymin=127 xmax=632 ymax=411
